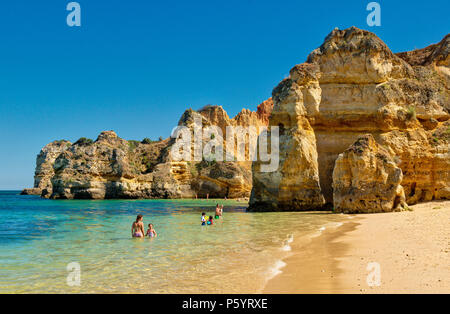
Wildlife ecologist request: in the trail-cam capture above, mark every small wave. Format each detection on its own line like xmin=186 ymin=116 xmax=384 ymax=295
xmin=287 ymin=234 xmax=294 ymax=243
xmin=280 ymin=234 xmax=294 ymax=251
xmin=325 ymin=222 xmax=344 ymax=229
xmin=309 ymin=225 xmax=327 ymax=238
xmin=266 ymin=260 xmax=287 ymax=281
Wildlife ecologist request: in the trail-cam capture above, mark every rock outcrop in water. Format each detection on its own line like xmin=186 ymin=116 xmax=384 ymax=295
xmin=249 ymin=27 xmax=450 ymax=213
xmin=21 ymin=140 xmax=72 ymax=197
xmin=23 ymin=100 xmax=273 ymax=199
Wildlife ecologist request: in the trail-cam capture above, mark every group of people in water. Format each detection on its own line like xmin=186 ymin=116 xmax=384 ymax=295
xmin=131 ymin=204 xmax=227 ymax=238
xmin=201 ymin=204 xmax=224 ymax=226
xmin=131 ymin=204 xmax=225 ymax=238
xmin=131 ymin=214 xmax=157 ymax=238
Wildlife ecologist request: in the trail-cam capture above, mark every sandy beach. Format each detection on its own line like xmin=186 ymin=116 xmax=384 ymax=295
xmin=264 ymin=201 xmax=450 ymax=294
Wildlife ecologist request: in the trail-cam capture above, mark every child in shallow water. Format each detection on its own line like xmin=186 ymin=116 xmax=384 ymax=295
xmin=146 ymin=223 xmax=157 ymax=238
xmin=207 ymin=216 xmax=214 ymax=225
xmin=201 ymin=213 xmax=207 ymax=225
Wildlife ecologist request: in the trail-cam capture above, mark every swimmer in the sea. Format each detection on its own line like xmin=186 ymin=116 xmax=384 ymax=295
xmin=146 ymin=223 xmax=157 ymax=238
xmin=201 ymin=212 xmax=207 ymax=225
xmin=215 ymin=204 xmax=221 ymax=219
xmin=215 ymin=204 xmax=223 ymax=219
xmin=131 ymin=214 xmax=145 ymax=238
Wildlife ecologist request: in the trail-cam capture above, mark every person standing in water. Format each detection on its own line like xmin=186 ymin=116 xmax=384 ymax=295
xmin=215 ymin=204 xmax=221 ymax=219
xmin=216 ymin=204 xmax=224 ymax=218
xmin=146 ymin=223 xmax=157 ymax=238
xmin=131 ymin=214 xmax=145 ymax=238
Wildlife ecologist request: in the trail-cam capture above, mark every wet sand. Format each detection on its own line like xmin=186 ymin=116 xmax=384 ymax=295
xmin=263 ymin=201 xmax=450 ymax=294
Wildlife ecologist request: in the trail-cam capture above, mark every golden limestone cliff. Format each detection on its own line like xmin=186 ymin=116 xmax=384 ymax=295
xmin=250 ymin=64 xmax=325 ymax=210
xmin=249 ymin=27 xmax=449 ymax=213
xmin=333 ymin=134 xmax=408 ymax=213
xmin=22 ymin=100 xmax=273 ymax=199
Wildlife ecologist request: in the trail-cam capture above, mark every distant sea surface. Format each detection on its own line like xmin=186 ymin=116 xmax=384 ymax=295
xmin=0 ymin=190 xmax=346 ymax=293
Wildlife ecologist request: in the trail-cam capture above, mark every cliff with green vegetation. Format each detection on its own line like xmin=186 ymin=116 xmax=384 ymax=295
xmin=22 ymin=100 xmax=273 ymax=199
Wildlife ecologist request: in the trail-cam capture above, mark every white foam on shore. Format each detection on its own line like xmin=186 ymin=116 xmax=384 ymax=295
xmin=266 ymin=260 xmax=287 ymax=281
xmin=310 ymin=226 xmax=326 ymax=238
xmin=310 ymin=221 xmax=344 ymax=239
xmin=287 ymin=234 xmax=294 ymax=243
xmin=280 ymin=234 xmax=294 ymax=251
xmin=324 ymin=221 xmax=344 ymax=229
xmin=262 ymin=221 xmax=347 ymax=292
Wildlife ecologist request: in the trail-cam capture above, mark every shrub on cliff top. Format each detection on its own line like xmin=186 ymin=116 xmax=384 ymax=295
xmin=54 ymin=140 xmax=72 ymax=148
xmin=141 ymin=138 xmax=154 ymax=144
xmin=128 ymin=140 xmax=140 ymax=151
xmin=74 ymin=137 xmax=94 ymax=146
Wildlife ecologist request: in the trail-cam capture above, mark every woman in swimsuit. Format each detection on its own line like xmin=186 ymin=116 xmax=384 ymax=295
xmin=215 ymin=204 xmax=223 ymax=219
xmin=215 ymin=204 xmax=221 ymax=219
xmin=131 ymin=214 xmax=145 ymax=238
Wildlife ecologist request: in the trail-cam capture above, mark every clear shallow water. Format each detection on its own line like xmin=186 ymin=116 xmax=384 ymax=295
xmin=0 ymin=191 xmax=346 ymax=293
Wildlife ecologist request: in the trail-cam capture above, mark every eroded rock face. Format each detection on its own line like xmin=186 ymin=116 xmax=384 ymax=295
xmin=23 ymin=100 xmax=273 ymax=200
xmin=47 ymin=131 xmax=172 ymax=199
xmin=248 ymin=64 xmax=325 ymax=211
xmin=22 ymin=140 xmax=73 ymax=197
xmin=396 ymin=34 xmax=449 ymax=67
xmin=20 ymin=188 xmax=43 ymax=196
xmin=378 ymin=122 xmax=450 ymax=204
xmin=333 ymin=135 xmax=408 ymax=213
xmin=307 ymin=27 xmax=414 ymax=84
xmin=249 ymin=27 xmax=449 ymax=213
xmin=172 ymin=100 xmax=273 ymax=199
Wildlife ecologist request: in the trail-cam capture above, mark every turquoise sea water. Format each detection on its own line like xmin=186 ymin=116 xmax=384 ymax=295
xmin=0 ymin=191 xmax=346 ymax=293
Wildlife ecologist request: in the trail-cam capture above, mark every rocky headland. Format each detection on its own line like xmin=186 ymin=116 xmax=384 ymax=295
xmin=22 ymin=100 xmax=273 ymax=199
xmin=248 ymin=27 xmax=449 ymax=213
xmin=23 ymin=27 xmax=449 ymax=213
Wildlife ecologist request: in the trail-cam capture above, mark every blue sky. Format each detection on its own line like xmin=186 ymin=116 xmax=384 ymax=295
xmin=0 ymin=0 xmax=448 ymax=189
